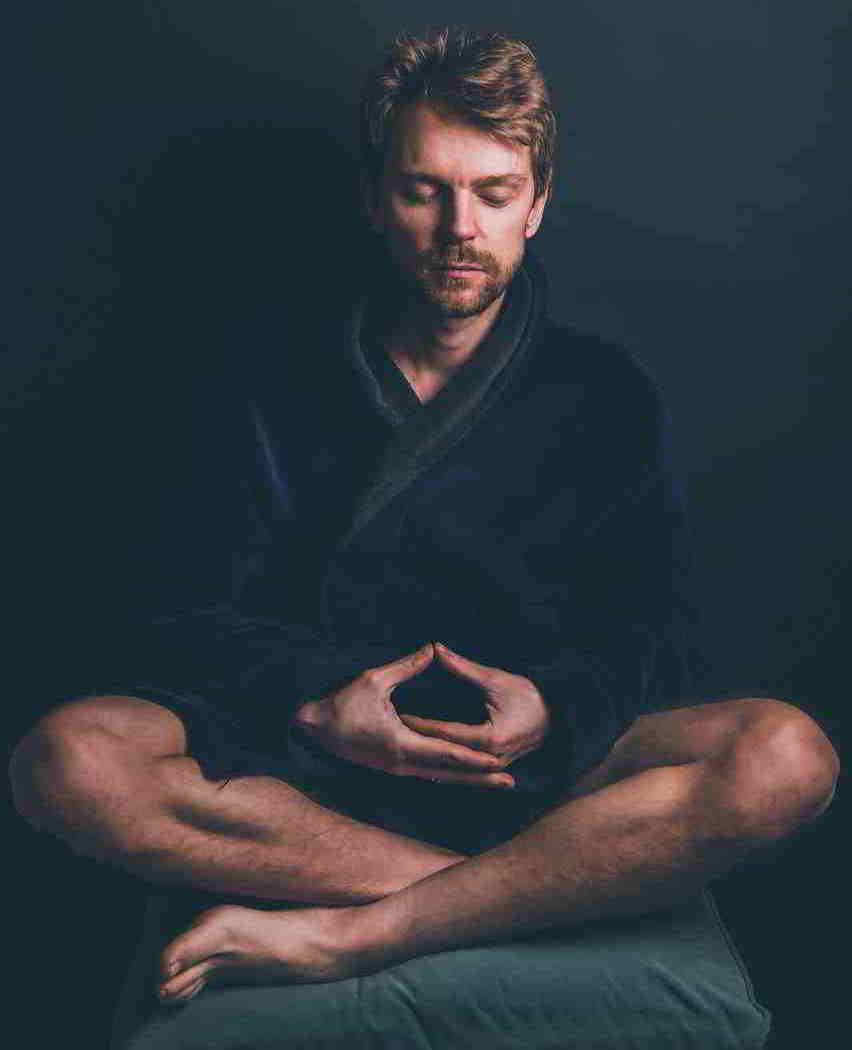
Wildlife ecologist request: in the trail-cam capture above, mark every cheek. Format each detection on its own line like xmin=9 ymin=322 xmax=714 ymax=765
xmin=493 ymin=211 xmax=529 ymax=239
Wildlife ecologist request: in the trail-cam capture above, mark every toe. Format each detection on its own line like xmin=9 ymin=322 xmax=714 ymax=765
xmin=160 ymin=976 xmax=205 ymax=1005
xmin=182 ymin=978 xmax=205 ymax=1002
xmin=159 ymin=962 xmax=211 ymax=1003
xmin=160 ymin=907 xmax=235 ymax=981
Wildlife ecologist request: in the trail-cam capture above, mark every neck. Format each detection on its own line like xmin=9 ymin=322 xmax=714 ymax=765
xmin=379 ymin=291 xmax=507 ymax=403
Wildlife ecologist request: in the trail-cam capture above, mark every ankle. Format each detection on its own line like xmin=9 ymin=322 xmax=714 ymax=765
xmin=335 ymin=896 xmax=408 ymax=976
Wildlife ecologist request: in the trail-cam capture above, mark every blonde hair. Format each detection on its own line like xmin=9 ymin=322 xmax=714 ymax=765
xmin=360 ymin=25 xmax=557 ymax=204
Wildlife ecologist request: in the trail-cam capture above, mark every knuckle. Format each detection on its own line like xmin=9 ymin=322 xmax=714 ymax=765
xmin=481 ymin=724 xmax=507 ymax=753
xmin=359 ymin=668 xmax=383 ymax=689
xmin=507 ymin=673 xmax=532 ymax=695
xmin=517 ymin=676 xmax=538 ymax=696
xmin=490 ymin=735 xmax=510 ymax=757
xmin=480 ymin=725 xmax=499 ymax=751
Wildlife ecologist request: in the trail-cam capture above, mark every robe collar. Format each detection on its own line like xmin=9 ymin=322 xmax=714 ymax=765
xmin=337 ymin=247 xmax=548 ymax=547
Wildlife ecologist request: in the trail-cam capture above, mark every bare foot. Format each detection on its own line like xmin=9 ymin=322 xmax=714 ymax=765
xmin=157 ymin=903 xmax=376 ymax=1004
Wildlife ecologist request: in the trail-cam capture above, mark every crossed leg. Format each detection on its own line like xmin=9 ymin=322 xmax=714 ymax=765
xmin=156 ymin=696 xmax=838 ymax=1001
xmin=8 ymin=694 xmax=470 ymax=905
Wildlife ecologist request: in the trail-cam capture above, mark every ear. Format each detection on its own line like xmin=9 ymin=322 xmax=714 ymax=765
xmin=524 ymin=185 xmax=549 ymax=239
xmin=361 ymin=170 xmax=383 ymax=234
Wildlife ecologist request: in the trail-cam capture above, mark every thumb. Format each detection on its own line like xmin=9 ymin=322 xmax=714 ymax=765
xmin=375 ymin=642 xmax=435 ymax=689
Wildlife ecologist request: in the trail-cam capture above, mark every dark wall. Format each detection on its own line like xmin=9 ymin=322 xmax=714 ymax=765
xmin=6 ymin=4 xmax=847 ymax=1047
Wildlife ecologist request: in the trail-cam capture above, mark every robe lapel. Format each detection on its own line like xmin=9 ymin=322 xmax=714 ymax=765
xmin=337 ymin=252 xmax=544 ymax=549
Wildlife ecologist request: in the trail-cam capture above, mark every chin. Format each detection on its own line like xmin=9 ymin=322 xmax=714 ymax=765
xmin=419 ymin=277 xmax=506 ymax=318
xmin=431 ymin=299 xmax=494 ymax=319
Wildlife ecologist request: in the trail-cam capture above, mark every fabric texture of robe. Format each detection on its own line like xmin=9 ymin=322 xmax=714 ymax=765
xmin=62 ymin=246 xmax=705 ymax=854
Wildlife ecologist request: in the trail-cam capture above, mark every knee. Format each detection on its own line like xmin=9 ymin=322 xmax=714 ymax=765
xmin=719 ymin=698 xmax=840 ymax=843
xmin=8 ymin=696 xmax=164 ymax=849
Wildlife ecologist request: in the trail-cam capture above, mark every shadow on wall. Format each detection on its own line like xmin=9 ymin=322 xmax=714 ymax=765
xmin=7 ymin=124 xmax=373 ymax=418
xmin=103 ymin=125 xmax=372 ymax=360
xmin=4 ymin=125 xmax=375 ymax=745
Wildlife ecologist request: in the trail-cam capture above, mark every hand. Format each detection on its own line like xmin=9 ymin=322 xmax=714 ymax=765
xmin=397 ymin=643 xmax=551 ymax=768
xmin=292 ymin=643 xmax=516 ymax=788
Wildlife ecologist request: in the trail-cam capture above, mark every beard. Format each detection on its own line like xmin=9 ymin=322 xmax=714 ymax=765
xmin=386 ymin=246 xmax=525 ymax=319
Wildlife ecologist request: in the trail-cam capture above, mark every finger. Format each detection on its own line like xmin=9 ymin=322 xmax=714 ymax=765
xmin=399 ymin=724 xmax=504 ymax=771
xmin=434 ymin=643 xmax=499 ymax=685
xmin=396 ymin=765 xmax=515 ymax=789
xmin=398 ymin=714 xmax=495 ymax=752
xmin=369 ymin=643 xmax=434 ymax=689
xmin=401 ymin=717 xmax=541 ymax=769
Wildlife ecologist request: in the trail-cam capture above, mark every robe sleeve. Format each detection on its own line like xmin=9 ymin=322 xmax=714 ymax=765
xmin=77 ymin=604 xmax=399 ymax=782
xmin=58 ymin=464 xmax=402 ymax=781
xmin=510 ymin=376 xmax=707 ymax=793
xmin=47 ymin=359 xmax=397 ymax=782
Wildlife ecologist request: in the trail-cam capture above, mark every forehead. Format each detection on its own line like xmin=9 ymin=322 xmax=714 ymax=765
xmin=386 ymin=100 xmax=532 ymax=182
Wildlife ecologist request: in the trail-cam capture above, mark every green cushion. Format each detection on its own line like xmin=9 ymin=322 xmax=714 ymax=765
xmin=112 ymin=890 xmax=770 ymax=1049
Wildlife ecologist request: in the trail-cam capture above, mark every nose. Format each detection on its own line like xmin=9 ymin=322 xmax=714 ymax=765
xmin=438 ymin=190 xmax=478 ymax=247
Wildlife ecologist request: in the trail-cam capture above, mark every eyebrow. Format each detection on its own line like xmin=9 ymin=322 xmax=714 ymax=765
xmin=398 ymin=171 xmax=528 ymax=189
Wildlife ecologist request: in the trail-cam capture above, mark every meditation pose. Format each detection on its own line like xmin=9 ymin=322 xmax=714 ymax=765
xmin=10 ymin=25 xmax=838 ymax=1048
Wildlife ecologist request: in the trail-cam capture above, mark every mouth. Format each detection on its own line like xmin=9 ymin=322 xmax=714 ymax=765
xmin=431 ymin=265 xmax=485 ymax=273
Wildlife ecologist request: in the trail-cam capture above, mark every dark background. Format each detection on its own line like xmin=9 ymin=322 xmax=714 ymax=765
xmin=5 ymin=3 xmax=848 ymax=1047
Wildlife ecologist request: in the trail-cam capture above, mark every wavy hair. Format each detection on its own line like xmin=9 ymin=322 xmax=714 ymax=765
xmin=359 ymin=25 xmax=557 ymax=205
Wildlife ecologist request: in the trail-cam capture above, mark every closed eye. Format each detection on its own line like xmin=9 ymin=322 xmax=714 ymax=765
xmin=402 ymin=191 xmax=512 ymax=208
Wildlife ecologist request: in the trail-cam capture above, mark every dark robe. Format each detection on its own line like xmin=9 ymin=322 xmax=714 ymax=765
xmin=59 ymin=247 xmax=705 ymax=854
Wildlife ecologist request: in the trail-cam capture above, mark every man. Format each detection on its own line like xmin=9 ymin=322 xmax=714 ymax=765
xmin=10 ymin=24 xmax=838 ymax=1041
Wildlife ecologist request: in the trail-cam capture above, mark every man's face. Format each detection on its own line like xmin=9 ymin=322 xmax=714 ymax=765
xmin=365 ymin=100 xmax=547 ymax=318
